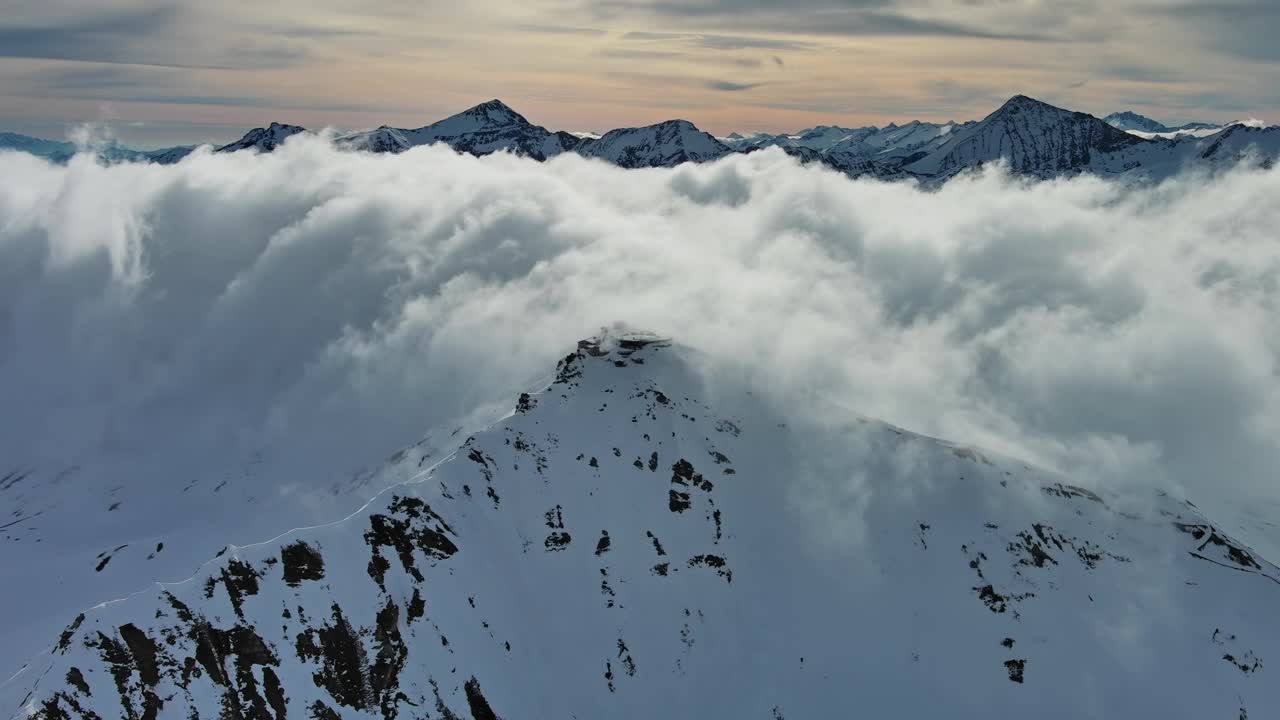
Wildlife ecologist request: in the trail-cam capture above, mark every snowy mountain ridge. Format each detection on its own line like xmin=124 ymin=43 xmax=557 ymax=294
xmin=4 ymin=331 xmax=1280 ymax=719
xmin=4 ymin=95 xmax=1279 ymax=183
xmin=1103 ymin=110 xmax=1223 ymax=135
xmin=0 ymin=132 xmax=194 ymax=164
xmin=143 ymin=95 xmax=1280 ymax=183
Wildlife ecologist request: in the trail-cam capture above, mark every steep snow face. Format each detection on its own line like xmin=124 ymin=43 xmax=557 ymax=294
xmin=577 ymin=120 xmax=732 ymax=168
xmin=7 ymin=333 xmax=1279 ymax=720
xmin=0 ymin=404 xmax=501 ymax=698
xmin=216 ymin=123 xmax=308 ymax=154
xmin=906 ymin=96 xmax=1146 ymax=178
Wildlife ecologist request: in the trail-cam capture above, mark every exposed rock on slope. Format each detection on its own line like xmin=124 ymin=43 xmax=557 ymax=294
xmin=6 ymin=332 xmax=1279 ymax=719
xmin=216 ymin=122 xmax=308 ymax=154
xmin=338 ymin=99 xmax=583 ymax=161
xmin=905 ymin=95 xmax=1146 ymax=178
xmin=575 ymin=120 xmax=732 ymax=168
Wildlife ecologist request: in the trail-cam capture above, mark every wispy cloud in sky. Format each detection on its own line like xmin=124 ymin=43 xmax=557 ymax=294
xmin=0 ymin=0 xmax=1275 ymax=145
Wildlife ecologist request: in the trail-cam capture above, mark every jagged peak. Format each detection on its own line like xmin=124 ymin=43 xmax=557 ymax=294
xmin=246 ymin=121 xmax=304 ymax=134
xmin=215 ymin=122 xmax=307 ymax=152
xmin=247 ymin=122 xmax=305 ymax=137
xmin=994 ymin=94 xmax=1064 ymax=114
xmin=472 ymin=98 xmax=515 ymax=112
xmin=459 ymin=98 xmax=528 ymax=124
xmin=986 ymin=95 xmax=1130 ymax=133
xmin=1105 ymin=110 xmax=1152 ymax=122
xmin=412 ymin=98 xmax=534 ymax=136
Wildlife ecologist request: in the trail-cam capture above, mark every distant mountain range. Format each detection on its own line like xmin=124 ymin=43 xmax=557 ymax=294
xmin=3 ymin=96 xmax=1276 ymax=184
xmin=0 ymin=132 xmax=196 ymax=165
xmin=1101 ymin=111 xmax=1224 ymax=135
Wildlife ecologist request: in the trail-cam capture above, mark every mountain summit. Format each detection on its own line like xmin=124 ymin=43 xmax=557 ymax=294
xmin=216 ymin=122 xmax=307 ymax=153
xmin=455 ymin=99 xmax=529 ymax=127
xmin=1104 ymin=111 xmax=1223 ymax=135
xmin=1104 ymin=110 xmax=1172 ymax=133
xmin=904 ymin=95 xmax=1143 ymax=177
xmin=578 ymin=119 xmax=732 ymax=168
xmin=7 ymin=331 xmax=1280 ymax=719
xmin=337 ymin=99 xmax=581 ymax=160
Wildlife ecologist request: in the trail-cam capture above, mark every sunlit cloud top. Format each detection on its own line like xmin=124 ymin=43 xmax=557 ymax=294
xmin=0 ymin=0 xmax=1277 ymax=145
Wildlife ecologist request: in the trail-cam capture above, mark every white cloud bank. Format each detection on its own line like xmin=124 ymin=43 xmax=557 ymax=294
xmin=2 ymin=139 xmax=1279 ymax=523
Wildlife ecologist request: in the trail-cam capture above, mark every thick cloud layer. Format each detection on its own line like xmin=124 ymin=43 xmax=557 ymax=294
xmin=2 ymin=139 xmax=1279 ymax=527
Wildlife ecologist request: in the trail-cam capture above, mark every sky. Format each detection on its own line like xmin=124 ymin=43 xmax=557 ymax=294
xmin=0 ymin=0 xmax=1278 ymax=148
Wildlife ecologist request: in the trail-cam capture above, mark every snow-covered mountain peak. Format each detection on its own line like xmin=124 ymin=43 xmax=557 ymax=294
xmin=577 ymin=119 xmax=731 ymax=168
xmin=1104 ymin=110 xmax=1169 ymax=133
xmin=332 ymin=99 xmax=580 ymax=161
xmin=999 ymin=94 xmax=1047 ymax=110
xmin=6 ymin=330 xmax=1280 ymax=719
xmin=905 ymin=94 xmax=1143 ymax=178
xmin=422 ymin=99 xmax=531 ymax=137
xmin=215 ymin=122 xmax=308 ymax=153
xmin=456 ymin=99 xmax=530 ymax=128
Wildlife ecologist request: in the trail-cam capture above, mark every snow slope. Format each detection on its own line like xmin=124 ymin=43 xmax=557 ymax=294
xmin=0 ymin=408 xmax=506 ymax=695
xmin=6 ymin=331 xmax=1279 ymax=719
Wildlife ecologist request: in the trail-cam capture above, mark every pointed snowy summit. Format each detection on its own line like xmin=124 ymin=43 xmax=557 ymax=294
xmin=215 ymin=121 xmax=308 ymax=153
xmin=1104 ymin=110 xmax=1171 ymax=134
xmin=904 ymin=94 xmax=1142 ymax=178
xmin=576 ymin=118 xmax=732 ymax=168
